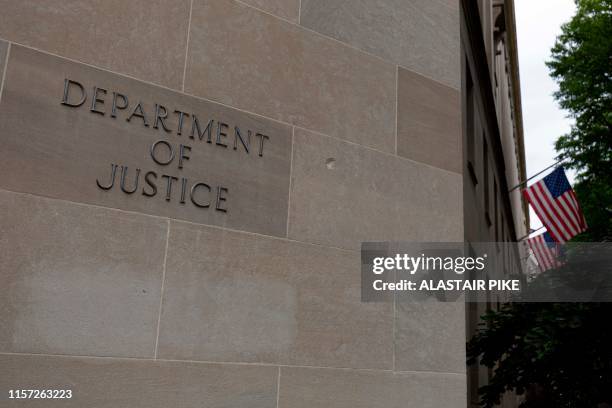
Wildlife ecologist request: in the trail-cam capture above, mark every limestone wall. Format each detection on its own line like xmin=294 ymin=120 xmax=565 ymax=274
xmin=0 ymin=1 xmax=466 ymax=406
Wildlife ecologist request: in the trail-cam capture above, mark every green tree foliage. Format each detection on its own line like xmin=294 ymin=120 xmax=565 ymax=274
xmin=468 ymin=302 xmax=612 ymax=407
xmin=547 ymin=0 xmax=612 ymax=240
xmin=467 ymin=1 xmax=612 ymax=406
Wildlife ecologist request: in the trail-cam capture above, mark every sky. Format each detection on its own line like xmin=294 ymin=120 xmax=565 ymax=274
xmin=514 ymin=0 xmax=577 ymax=231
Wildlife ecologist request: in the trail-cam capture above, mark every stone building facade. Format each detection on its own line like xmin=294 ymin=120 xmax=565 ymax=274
xmin=462 ymin=0 xmax=527 ymax=406
xmin=0 ymin=0 xmax=525 ymax=407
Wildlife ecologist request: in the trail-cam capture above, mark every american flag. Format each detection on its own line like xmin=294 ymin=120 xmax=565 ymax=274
xmin=527 ymin=231 xmax=564 ymax=272
xmin=523 ymin=167 xmax=587 ymax=243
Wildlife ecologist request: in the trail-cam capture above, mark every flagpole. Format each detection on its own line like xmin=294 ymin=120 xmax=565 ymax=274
xmin=508 ymin=158 xmax=567 ymax=193
xmin=517 ymin=225 xmax=545 ymax=241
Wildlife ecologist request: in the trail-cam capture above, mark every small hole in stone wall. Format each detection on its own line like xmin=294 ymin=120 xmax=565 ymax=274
xmin=325 ymin=158 xmax=336 ymax=169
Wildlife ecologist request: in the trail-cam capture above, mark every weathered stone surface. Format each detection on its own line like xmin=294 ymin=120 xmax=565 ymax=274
xmin=0 ymin=45 xmax=292 ymax=237
xmin=300 ymin=0 xmax=461 ymax=89
xmin=397 ymin=67 xmax=462 ymax=174
xmin=0 ymin=40 xmax=8 ymax=97
xmin=288 ymin=128 xmax=463 ymax=250
xmin=0 ymin=190 xmax=167 ymax=357
xmin=0 ymin=0 xmax=190 ymax=89
xmin=395 ymin=300 xmax=466 ymax=374
xmin=157 ymin=221 xmax=392 ymax=369
xmin=185 ymin=0 xmax=396 ymax=152
xmin=239 ymin=0 xmax=300 ymax=22
xmin=278 ymin=366 xmax=467 ymax=408
xmin=0 ymin=354 xmax=278 ymax=408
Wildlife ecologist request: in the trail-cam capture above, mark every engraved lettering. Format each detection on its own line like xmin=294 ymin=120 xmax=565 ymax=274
xmin=142 ymin=171 xmax=158 ymax=197
xmin=178 ymin=144 xmax=191 ymax=169
xmin=256 ymin=133 xmax=270 ymax=157
xmin=190 ymin=182 xmax=211 ymax=208
xmin=96 ymin=163 xmax=117 ymax=190
xmin=90 ymin=86 xmax=107 ymax=115
xmin=233 ymin=126 xmax=250 ymax=153
xmin=190 ymin=115 xmax=214 ymax=142
xmin=174 ymin=110 xmax=189 ymax=135
xmin=120 ymin=166 xmax=140 ymax=194
xmin=111 ymin=92 xmax=129 ymax=118
xmin=61 ymin=78 xmax=87 ymax=107
xmin=216 ymin=122 xmax=228 ymax=148
xmin=150 ymin=140 xmax=174 ymax=166
xmin=127 ymin=102 xmax=149 ymax=127
xmin=180 ymin=177 xmax=188 ymax=204
xmin=216 ymin=186 xmax=228 ymax=212
xmin=154 ymin=104 xmax=171 ymax=132
xmin=161 ymin=174 xmax=179 ymax=201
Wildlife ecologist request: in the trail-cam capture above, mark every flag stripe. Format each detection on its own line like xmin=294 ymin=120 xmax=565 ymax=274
xmin=565 ymin=189 xmax=579 ymax=215
xmin=558 ymin=193 xmax=580 ymax=231
xmin=557 ymin=193 xmax=581 ymax=234
xmin=523 ymin=187 xmax=563 ymax=242
xmin=540 ymin=182 xmax=579 ymax=239
xmin=532 ymin=183 xmax=568 ymax=242
xmin=523 ymin=167 xmax=587 ymax=243
xmin=531 ymin=237 xmax=548 ymax=269
xmin=562 ymin=193 xmax=584 ymax=231
xmin=565 ymin=191 xmax=587 ymax=231
xmin=565 ymin=194 xmax=583 ymax=230
xmin=569 ymin=190 xmax=587 ymax=229
xmin=528 ymin=233 xmax=563 ymax=272
xmin=528 ymin=235 xmax=555 ymax=271
xmin=527 ymin=183 xmax=568 ymax=242
xmin=537 ymin=236 xmax=556 ymax=269
xmin=538 ymin=184 xmax=578 ymax=238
